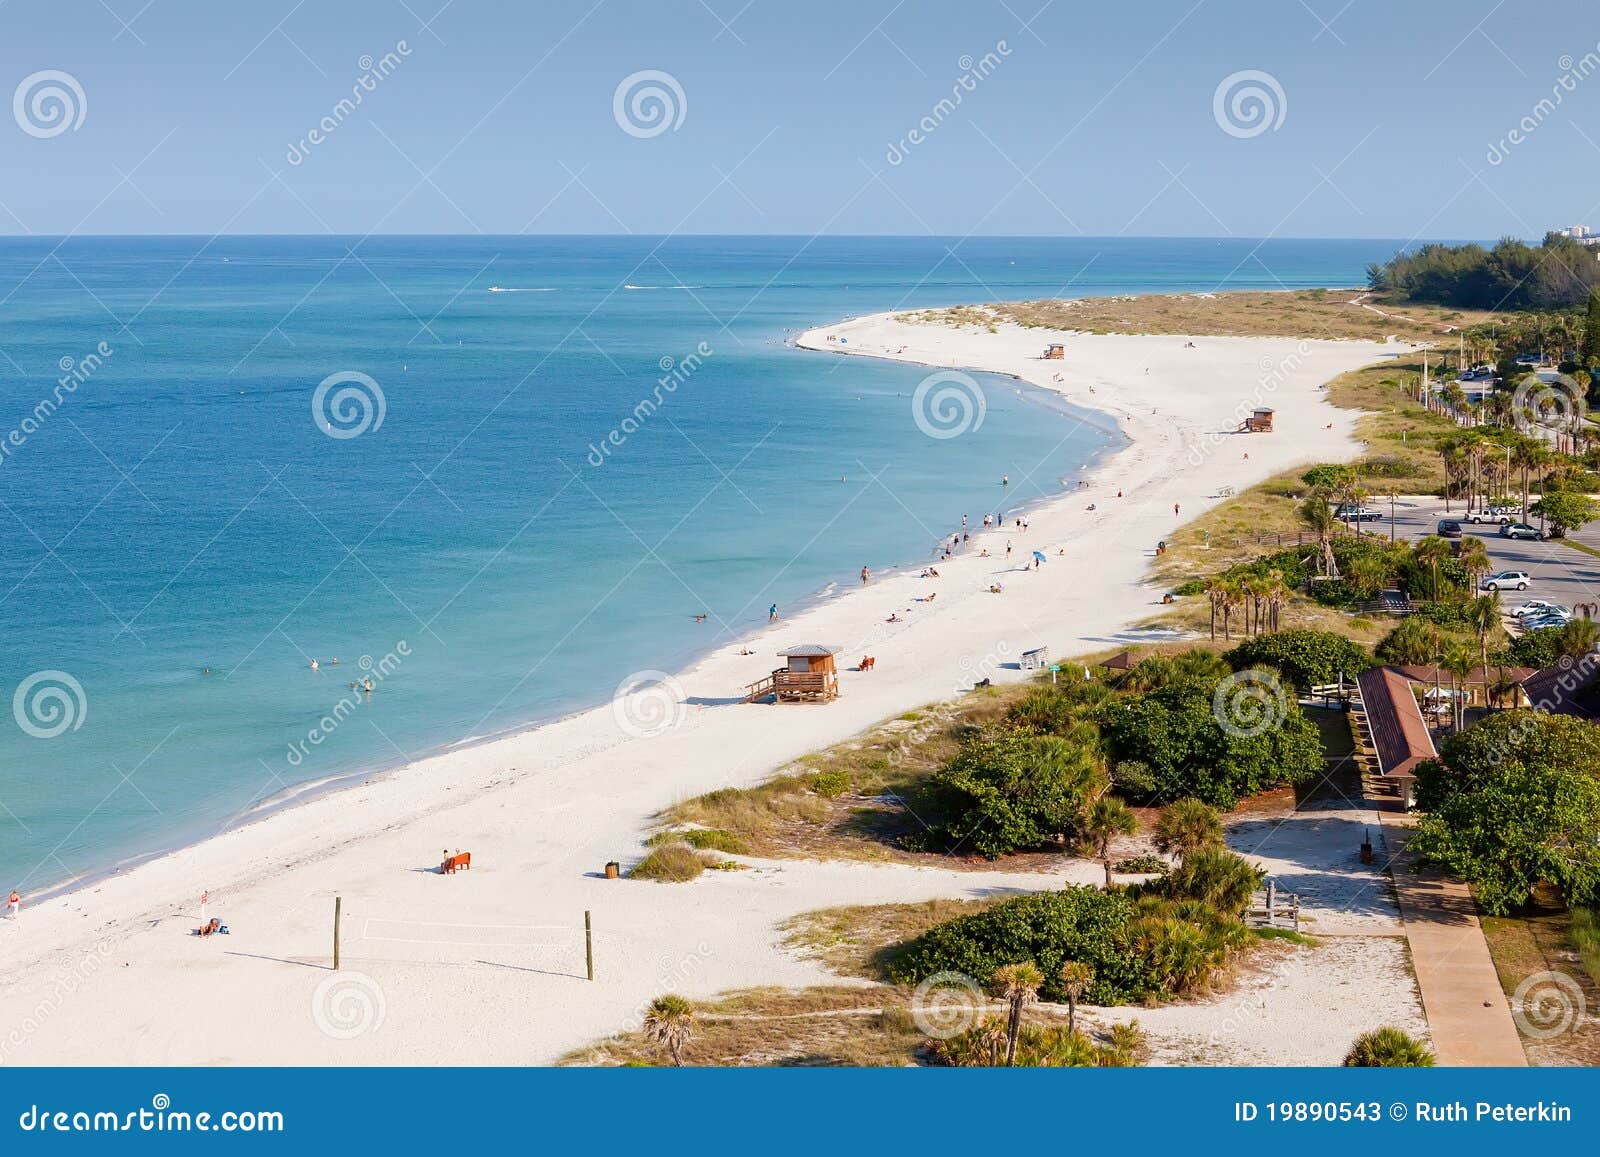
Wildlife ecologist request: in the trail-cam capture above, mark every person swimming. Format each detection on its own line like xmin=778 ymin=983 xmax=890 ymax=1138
xmin=309 ymin=659 xmax=319 ymax=671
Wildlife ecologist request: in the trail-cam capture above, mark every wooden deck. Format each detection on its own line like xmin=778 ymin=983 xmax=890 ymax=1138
xmin=743 ymin=669 xmax=840 ymax=704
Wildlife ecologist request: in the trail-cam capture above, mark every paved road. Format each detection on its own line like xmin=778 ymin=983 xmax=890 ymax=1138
xmin=1357 ymin=498 xmax=1600 ymax=614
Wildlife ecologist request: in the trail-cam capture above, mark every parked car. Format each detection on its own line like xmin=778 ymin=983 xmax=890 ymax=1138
xmin=1499 ymin=522 xmax=1544 ymax=541
xmin=1335 ymin=505 xmax=1383 ymax=522
xmin=1524 ymin=613 xmax=1572 ymax=629
xmin=1510 ymin=600 xmax=1569 ymax=618
xmin=1437 ymin=519 xmax=1463 ymax=539
xmin=1481 ymin=570 xmax=1532 ymax=591
xmin=1469 ymin=506 xmax=1520 ymax=524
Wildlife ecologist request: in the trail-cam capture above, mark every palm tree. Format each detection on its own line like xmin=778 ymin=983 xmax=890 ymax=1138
xmin=1057 ymin=961 xmax=1095 ymax=1037
xmin=1265 ymin=572 xmax=1289 ymax=633
xmin=1203 ymin=575 xmax=1228 ymax=641
xmin=642 ymin=994 xmax=695 ymax=1067
xmin=1412 ymin=535 xmax=1453 ymax=602
xmin=1442 ymin=641 xmax=1475 ymax=732
xmin=1298 ymin=495 xmax=1338 ymax=578
xmin=1559 ymin=617 xmax=1600 ymax=658
xmin=1218 ymin=578 xmax=1243 ymax=641
xmin=1512 ymin=437 xmax=1544 ymax=519
xmin=990 ymin=962 xmax=1043 ymax=1067
xmin=1344 ymin=1027 xmax=1435 ymax=1067
xmin=1456 ymin=535 xmax=1490 ymax=592
xmin=1152 ymin=798 xmax=1223 ymax=864
xmin=1467 ymin=592 xmax=1500 ymax=673
xmin=1083 ymin=797 xmax=1138 ymax=887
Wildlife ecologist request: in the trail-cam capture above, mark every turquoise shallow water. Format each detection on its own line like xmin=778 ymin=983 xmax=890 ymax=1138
xmin=0 ymin=235 xmax=1398 ymax=891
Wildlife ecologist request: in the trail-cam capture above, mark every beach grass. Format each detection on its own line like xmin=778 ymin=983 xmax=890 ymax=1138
xmin=781 ymin=898 xmax=1006 ymax=980
xmin=629 ymin=841 xmax=714 ymax=882
xmin=899 ymin=289 xmax=1496 ymax=343
xmin=1480 ymin=889 xmax=1600 ymax=1066
xmin=659 ymin=685 xmax=1048 ymax=866
xmin=560 ymin=985 xmax=930 ymax=1067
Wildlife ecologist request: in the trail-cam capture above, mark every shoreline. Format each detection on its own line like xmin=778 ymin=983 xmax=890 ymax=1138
xmin=0 ymin=311 xmax=1410 ymax=1065
xmin=20 ymin=365 xmax=1126 ymax=911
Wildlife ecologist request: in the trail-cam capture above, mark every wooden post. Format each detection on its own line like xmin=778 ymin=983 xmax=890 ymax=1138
xmin=333 ymin=895 xmax=342 ymax=971
xmin=1266 ymin=880 xmax=1276 ymax=923
xmin=585 ymin=910 xmax=594 ymax=982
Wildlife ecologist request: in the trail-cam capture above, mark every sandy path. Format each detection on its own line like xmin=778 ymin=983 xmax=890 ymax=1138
xmin=0 ymin=313 xmax=1408 ymax=1064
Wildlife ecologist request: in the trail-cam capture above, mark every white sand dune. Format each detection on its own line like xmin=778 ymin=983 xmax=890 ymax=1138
xmin=0 ymin=312 xmax=1411 ymax=1065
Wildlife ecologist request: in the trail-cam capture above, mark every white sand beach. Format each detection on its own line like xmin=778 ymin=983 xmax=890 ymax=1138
xmin=0 ymin=311 xmax=1413 ymax=1065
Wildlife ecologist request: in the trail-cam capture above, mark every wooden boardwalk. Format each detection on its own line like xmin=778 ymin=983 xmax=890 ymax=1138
xmin=1376 ymin=813 xmax=1528 ymax=1066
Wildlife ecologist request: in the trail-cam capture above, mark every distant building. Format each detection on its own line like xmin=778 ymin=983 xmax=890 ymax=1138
xmin=1557 ymin=225 xmax=1600 ymax=248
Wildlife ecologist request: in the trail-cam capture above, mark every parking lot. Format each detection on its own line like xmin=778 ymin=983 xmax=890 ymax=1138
xmin=1365 ymin=497 xmax=1600 ymax=620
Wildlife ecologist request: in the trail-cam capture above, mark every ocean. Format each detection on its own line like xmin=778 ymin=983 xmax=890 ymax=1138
xmin=0 ymin=235 xmax=1398 ymax=893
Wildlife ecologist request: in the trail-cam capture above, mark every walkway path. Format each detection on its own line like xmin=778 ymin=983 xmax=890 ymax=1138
xmin=1376 ymin=813 xmax=1528 ymax=1066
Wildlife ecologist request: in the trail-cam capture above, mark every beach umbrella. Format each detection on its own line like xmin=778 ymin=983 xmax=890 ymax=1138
xmin=1032 ymin=550 xmax=1047 ymax=564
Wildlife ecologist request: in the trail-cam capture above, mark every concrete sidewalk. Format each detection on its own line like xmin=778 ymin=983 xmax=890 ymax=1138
xmin=1377 ymin=815 xmax=1528 ymax=1066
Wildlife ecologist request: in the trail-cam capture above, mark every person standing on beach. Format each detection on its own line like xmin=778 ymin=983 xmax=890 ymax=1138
xmin=860 ymin=566 xmax=870 ymax=585
xmin=1173 ymin=503 xmax=1181 ymax=517
xmin=7 ymin=890 xmax=19 ymax=920
xmin=769 ymin=603 xmax=778 ymax=622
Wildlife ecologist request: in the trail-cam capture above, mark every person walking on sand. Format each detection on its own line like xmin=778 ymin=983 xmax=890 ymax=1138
xmin=769 ymin=603 xmax=778 ymax=623
xmin=860 ymin=565 xmax=870 ymax=585
xmin=7 ymin=890 xmax=19 ymax=920
xmin=1174 ymin=503 xmax=1180 ymax=517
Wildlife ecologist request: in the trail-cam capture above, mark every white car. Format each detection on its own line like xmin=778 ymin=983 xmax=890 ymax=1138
xmin=1510 ymin=600 xmax=1568 ymax=618
xmin=1481 ymin=570 xmax=1532 ymax=591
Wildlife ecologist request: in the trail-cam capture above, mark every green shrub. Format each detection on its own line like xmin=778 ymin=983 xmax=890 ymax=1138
xmin=1307 ymin=579 xmax=1361 ymax=608
xmin=1343 ymin=1027 xmax=1435 ymax=1067
xmin=1115 ymin=854 xmax=1168 ymax=874
xmin=811 ymin=769 xmax=851 ymax=798
xmin=888 ymin=886 xmax=1245 ymax=1004
xmin=629 ymin=843 xmax=709 ymax=882
xmin=1154 ymin=849 xmax=1264 ymax=916
xmin=903 ymin=730 xmax=1106 ymax=859
xmin=929 ymin=1019 xmax=1144 ymax=1067
xmin=888 ymin=887 xmax=1151 ymax=1003
xmin=1098 ymin=670 xmax=1324 ymax=808
xmin=1375 ymin=615 xmax=1445 ymax=664
xmin=1110 ymin=760 xmax=1160 ymax=797
xmin=1224 ymin=629 xmax=1372 ymax=689
xmin=680 ymin=829 xmax=747 ymax=854
xmin=1502 ymin=625 xmax=1563 ymax=668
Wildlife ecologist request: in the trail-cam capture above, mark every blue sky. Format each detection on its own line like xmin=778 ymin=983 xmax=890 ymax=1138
xmin=4 ymin=0 xmax=1600 ymax=237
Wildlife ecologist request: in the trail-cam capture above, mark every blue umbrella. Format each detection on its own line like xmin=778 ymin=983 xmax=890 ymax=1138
xmin=1032 ymin=550 xmax=1047 ymax=564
